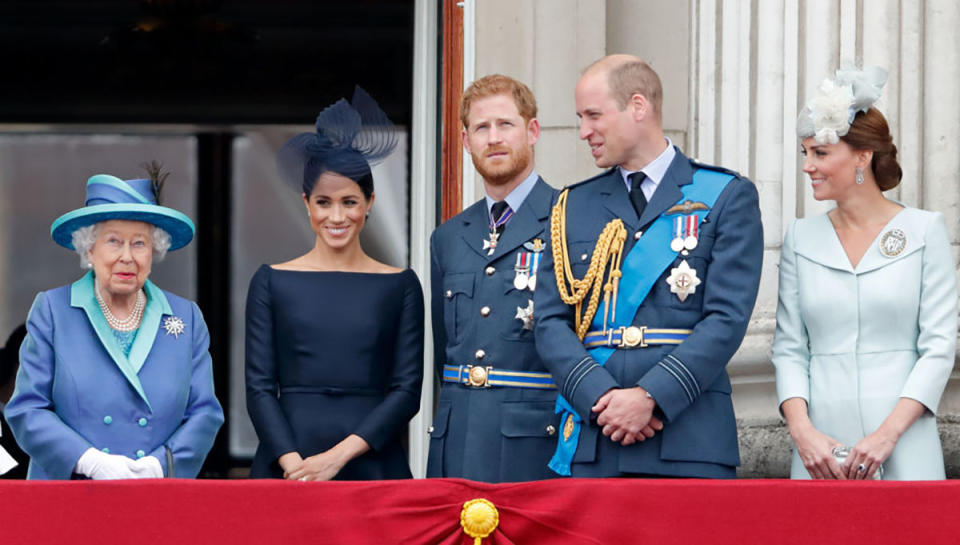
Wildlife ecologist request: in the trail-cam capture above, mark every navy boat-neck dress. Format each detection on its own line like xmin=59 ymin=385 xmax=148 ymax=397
xmin=245 ymin=265 xmax=424 ymax=479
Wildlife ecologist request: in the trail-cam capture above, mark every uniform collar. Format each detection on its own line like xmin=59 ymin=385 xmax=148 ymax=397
xmin=484 ymin=169 xmax=539 ymax=221
xmin=618 ymin=137 xmax=675 ymax=194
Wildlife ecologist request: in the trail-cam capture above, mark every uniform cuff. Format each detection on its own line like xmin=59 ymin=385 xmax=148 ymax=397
xmin=636 ymin=357 xmax=700 ymax=422
xmin=563 ymin=357 xmax=619 ymax=421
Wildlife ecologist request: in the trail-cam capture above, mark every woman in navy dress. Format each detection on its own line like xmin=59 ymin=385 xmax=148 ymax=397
xmin=245 ymin=88 xmax=423 ymax=480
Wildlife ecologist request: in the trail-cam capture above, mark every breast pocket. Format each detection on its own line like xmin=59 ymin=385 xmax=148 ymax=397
xmin=442 ymin=273 xmax=475 ymax=343
xmin=566 ymin=240 xmax=597 ymax=280
xmin=652 ymin=231 xmax=714 ymax=310
xmin=500 ymin=276 xmax=535 ymax=342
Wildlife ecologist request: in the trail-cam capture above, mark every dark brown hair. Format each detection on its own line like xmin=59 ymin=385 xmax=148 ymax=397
xmin=461 ymin=74 xmax=538 ymax=128
xmin=841 ymin=107 xmax=902 ymax=191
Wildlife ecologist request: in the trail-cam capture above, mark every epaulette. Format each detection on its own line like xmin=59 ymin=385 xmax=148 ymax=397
xmin=689 ymin=157 xmax=745 ymax=179
xmin=563 ymin=167 xmax=618 ymax=190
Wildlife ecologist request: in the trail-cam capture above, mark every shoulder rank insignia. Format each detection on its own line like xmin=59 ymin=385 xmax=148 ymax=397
xmin=666 ymin=199 xmax=709 ymax=215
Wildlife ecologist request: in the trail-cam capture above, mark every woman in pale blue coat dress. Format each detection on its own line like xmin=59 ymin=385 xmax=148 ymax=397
xmin=773 ymin=66 xmax=957 ymax=480
xmin=5 ymin=167 xmax=224 ymax=479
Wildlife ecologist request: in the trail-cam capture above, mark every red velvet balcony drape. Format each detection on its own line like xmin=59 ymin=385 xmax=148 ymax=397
xmin=1 ymin=478 xmax=957 ymax=544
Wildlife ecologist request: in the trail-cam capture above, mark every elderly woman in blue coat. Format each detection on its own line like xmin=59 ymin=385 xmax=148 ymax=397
xmin=5 ymin=168 xmax=224 ymax=479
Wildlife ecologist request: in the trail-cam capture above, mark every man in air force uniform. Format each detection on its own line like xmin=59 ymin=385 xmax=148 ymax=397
xmin=534 ymin=55 xmax=763 ymax=478
xmin=427 ymin=75 xmax=560 ymax=482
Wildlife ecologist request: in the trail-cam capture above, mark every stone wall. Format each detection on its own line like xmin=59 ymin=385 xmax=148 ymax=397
xmin=471 ymin=0 xmax=960 ymax=477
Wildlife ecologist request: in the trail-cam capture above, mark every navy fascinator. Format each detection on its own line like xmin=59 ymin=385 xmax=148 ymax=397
xmin=278 ymin=86 xmax=398 ymax=197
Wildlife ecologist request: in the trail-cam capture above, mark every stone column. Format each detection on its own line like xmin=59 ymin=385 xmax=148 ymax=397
xmin=474 ymin=0 xmax=606 ymax=191
xmin=689 ymin=0 xmax=960 ymax=476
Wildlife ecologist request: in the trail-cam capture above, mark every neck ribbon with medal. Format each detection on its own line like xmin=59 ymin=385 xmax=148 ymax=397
xmin=546 ymin=168 xmax=735 ymax=476
xmin=483 ymin=205 xmax=514 ymax=255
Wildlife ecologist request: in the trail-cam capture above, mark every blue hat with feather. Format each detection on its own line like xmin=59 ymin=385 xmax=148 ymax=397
xmin=50 ymin=167 xmax=195 ymax=251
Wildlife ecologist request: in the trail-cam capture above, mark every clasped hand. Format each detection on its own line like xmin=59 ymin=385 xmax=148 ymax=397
xmin=77 ymin=447 xmax=163 ymax=479
xmin=592 ymin=387 xmax=663 ymax=446
xmin=280 ymin=451 xmax=346 ymax=482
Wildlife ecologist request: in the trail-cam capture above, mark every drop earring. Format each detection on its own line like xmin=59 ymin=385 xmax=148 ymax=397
xmin=855 ymin=168 xmax=864 ymax=185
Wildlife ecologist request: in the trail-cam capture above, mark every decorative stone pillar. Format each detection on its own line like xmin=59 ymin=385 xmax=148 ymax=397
xmin=690 ymin=0 xmax=960 ymax=476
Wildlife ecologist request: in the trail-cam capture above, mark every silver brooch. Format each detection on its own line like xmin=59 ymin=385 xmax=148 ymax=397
xmin=878 ymin=228 xmax=907 ymax=258
xmin=162 ymin=316 xmax=185 ymax=339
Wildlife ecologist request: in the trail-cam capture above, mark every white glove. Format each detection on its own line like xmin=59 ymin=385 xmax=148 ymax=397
xmin=75 ymin=448 xmax=142 ymax=480
xmin=131 ymin=455 xmax=164 ymax=478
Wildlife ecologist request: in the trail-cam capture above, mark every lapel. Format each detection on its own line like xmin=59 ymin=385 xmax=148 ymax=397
xmin=598 ymin=170 xmax=639 ymax=233
xmin=793 ymin=215 xmax=852 ymax=272
xmin=458 ymin=200 xmax=494 ymax=259
xmin=70 ymin=271 xmax=165 ymax=411
xmin=852 ymin=208 xmax=924 ymax=274
xmin=489 ymin=178 xmax=553 ymax=261
xmin=130 ymin=279 xmax=172 ymax=375
xmin=636 ymin=149 xmax=690 ymax=230
xmin=793 ymin=208 xmax=923 ymax=275
xmin=71 ymin=272 xmax=150 ymax=407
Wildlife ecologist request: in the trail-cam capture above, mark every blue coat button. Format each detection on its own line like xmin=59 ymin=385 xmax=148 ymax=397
xmin=138 ymin=417 xmax=148 ymax=427
xmin=136 ymin=450 xmax=145 ymax=458
xmin=101 ymin=447 xmax=110 ymax=454
xmin=103 ymin=416 xmax=112 ymax=425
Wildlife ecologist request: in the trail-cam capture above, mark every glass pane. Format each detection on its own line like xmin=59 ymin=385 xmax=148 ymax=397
xmin=229 ymin=127 xmax=409 ymax=458
xmin=0 ymin=132 xmax=197 ymax=339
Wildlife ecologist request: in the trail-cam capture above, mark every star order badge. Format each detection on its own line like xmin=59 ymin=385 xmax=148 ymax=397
xmin=666 ymin=260 xmax=701 ymax=302
xmin=163 ymin=316 xmax=185 ymax=339
xmin=515 ymin=299 xmax=534 ymax=330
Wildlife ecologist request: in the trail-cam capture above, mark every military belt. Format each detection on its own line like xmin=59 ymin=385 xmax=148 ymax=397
xmin=583 ymin=326 xmax=692 ymax=349
xmin=442 ymin=364 xmax=556 ymax=390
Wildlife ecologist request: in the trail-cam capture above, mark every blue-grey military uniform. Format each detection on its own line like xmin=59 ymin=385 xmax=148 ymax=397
xmin=427 ymin=172 xmax=561 ymax=482
xmin=534 ymin=148 xmax=763 ymax=478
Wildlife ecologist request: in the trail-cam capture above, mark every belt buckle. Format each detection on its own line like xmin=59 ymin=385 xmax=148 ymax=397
xmin=619 ymin=326 xmax=647 ymax=348
xmin=465 ymin=365 xmax=492 ymax=388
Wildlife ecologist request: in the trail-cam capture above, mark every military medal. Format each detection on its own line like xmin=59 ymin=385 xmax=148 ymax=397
xmin=683 ymin=215 xmax=700 ymax=251
xmin=483 ymin=205 xmax=515 ymax=255
xmin=527 ymin=251 xmax=541 ymax=291
xmin=514 ymin=252 xmax=530 ymax=290
xmin=515 ymin=299 xmax=535 ymax=330
xmin=665 ymin=260 xmax=701 ymax=302
xmin=670 ymin=216 xmax=685 ymax=252
xmin=522 ymin=239 xmax=545 ymax=291
xmin=482 ymin=232 xmax=500 ymax=255
xmin=878 ymin=228 xmax=906 ymax=258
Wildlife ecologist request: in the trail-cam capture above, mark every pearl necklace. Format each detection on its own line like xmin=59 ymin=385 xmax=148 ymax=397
xmin=95 ymin=281 xmax=145 ymax=332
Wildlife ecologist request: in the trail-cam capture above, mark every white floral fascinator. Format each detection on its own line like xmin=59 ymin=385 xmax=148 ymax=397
xmin=797 ymin=63 xmax=888 ymax=145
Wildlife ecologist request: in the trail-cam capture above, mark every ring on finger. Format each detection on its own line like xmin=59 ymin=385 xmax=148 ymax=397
xmin=857 ymin=463 xmax=866 ymax=473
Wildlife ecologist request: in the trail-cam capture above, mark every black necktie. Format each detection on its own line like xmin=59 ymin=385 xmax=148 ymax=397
xmin=490 ymin=201 xmax=511 ymax=234
xmin=629 ymin=172 xmax=648 ymax=218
